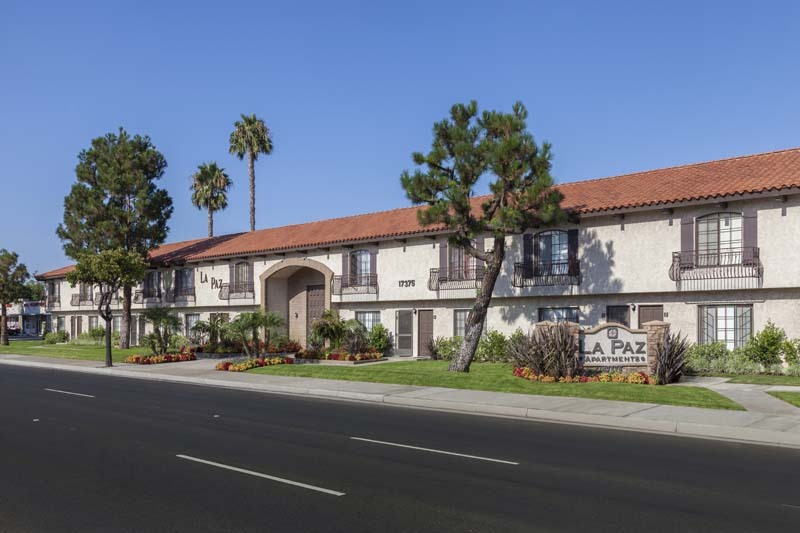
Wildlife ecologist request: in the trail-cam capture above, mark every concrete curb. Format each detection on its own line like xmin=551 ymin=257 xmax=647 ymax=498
xmin=3 ymin=358 xmax=800 ymax=449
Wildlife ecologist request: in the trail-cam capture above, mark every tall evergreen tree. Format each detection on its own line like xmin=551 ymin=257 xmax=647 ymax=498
xmin=0 ymin=249 xmax=29 ymax=346
xmin=190 ymin=162 xmax=232 ymax=237
xmin=57 ymin=128 xmax=173 ymax=349
xmin=401 ymin=101 xmax=566 ymax=372
xmin=229 ymin=113 xmax=273 ymax=231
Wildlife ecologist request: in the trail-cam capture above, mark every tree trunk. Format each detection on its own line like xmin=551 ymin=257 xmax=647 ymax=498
xmin=252 ymin=326 xmax=259 ymax=357
xmin=448 ymin=238 xmax=506 ymax=372
xmin=104 ymin=316 xmax=113 ymax=367
xmin=208 ymin=209 xmax=214 ymax=237
xmin=248 ymin=151 xmax=256 ymax=231
xmin=0 ymin=303 xmax=7 ymax=346
xmin=120 ymin=285 xmax=132 ymax=349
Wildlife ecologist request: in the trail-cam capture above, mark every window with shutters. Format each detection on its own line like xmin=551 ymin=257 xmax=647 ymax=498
xmin=448 ymin=243 xmax=477 ymax=280
xmin=699 ymin=305 xmax=752 ymax=350
xmin=79 ymin=283 xmax=93 ymax=302
xmin=143 ymin=271 xmax=161 ymax=298
xmin=174 ymin=268 xmax=195 ymax=297
xmin=513 ymin=230 xmax=580 ymax=287
xmin=88 ymin=316 xmax=98 ymax=330
xmin=696 ymin=213 xmax=743 ymax=266
xmin=349 ymin=250 xmax=371 ymax=285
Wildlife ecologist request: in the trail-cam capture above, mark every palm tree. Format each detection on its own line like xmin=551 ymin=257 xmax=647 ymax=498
xmin=190 ymin=162 xmax=232 ymax=237
xmin=229 ymin=114 xmax=273 ymax=231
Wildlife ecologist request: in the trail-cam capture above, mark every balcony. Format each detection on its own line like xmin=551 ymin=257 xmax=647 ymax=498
xmin=669 ymin=247 xmax=762 ymax=290
xmin=218 ymin=281 xmax=255 ymax=301
xmin=332 ymin=274 xmax=378 ymax=296
xmin=513 ymin=259 xmax=581 ymax=287
xmin=70 ymin=294 xmax=94 ymax=307
xmin=428 ymin=267 xmax=485 ymax=291
xmin=165 ymin=286 xmax=196 ymax=302
xmin=94 ymin=291 xmax=120 ymax=307
xmin=46 ymin=296 xmax=60 ymax=309
xmin=134 ymin=287 xmax=162 ymax=304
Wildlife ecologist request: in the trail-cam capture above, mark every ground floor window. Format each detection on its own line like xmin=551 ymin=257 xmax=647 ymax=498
xmin=89 ymin=316 xmax=98 ymax=330
xmin=453 ymin=309 xmax=470 ymax=337
xmin=56 ymin=316 xmax=65 ymax=332
xmin=606 ymin=305 xmax=630 ymax=327
xmin=355 ymin=311 xmax=380 ymax=331
xmin=699 ymin=305 xmax=752 ymax=350
xmin=112 ymin=316 xmax=121 ymax=333
xmin=539 ymin=307 xmax=579 ymax=323
xmin=185 ymin=313 xmax=200 ymax=338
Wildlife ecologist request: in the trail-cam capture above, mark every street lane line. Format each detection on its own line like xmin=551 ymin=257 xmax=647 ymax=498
xmin=44 ymin=388 xmax=95 ymax=398
xmin=350 ymin=437 xmax=519 ymax=465
xmin=175 ymin=455 xmax=346 ymax=496
xmin=782 ymin=504 xmax=800 ymax=510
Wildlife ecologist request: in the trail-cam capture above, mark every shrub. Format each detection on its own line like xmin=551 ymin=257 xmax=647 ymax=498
xmin=368 ymin=323 xmax=393 ymax=355
xmin=507 ymin=329 xmax=545 ymax=374
xmin=654 ymin=331 xmax=689 ymax=385
xmin=87 ymin=326 xmax=106 ymax=341
xmin=428 ymin=336 xmax=462 ymax=361
xmin=539 ymin=323 xmax=579 ymax=378
xmin=44 ymin=330 xmax=69 ymax=344
xmin=168 ymin=334 xmax=191 ymax=353
xmin=475 ymin=329 xmax=509 ymax=363
xmin=341 ymin=319 xmax=369 ymax=355
xmin=781 ymin=339 xmax=800 ymax=366
xmin=743 ymin=321 xmax=786 ymax=366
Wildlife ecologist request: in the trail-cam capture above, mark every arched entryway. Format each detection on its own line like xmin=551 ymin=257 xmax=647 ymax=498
xmin=260 ymin=258 xmax=333 ymax=347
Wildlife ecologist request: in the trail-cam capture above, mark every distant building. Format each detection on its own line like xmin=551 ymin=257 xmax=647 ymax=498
xmin=5 ymin=300 xmax=47 ymax=336
xmin=37 ymin=148 xmax=800 ymax=354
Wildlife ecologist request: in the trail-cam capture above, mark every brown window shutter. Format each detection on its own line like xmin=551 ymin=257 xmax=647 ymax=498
xmin=532 ymin=233 xmax=541 ymax=275
xmin=567 ymin=229 xmax=579 ymax=276
xmin=369 ymin=250 xmax=377 ymax=285
xmin=341 ymin=251 xmax=350 ymax=288
xmin=680 ymin=216 xmax=694 ymax=268
xmin=229 ymin=263 xmax=235 ymax=289
xmin=439 ymin=240 xmax=448 ymax=280
xmin=742 ymin=208 xmax=758 ymax=264
xmin=474 ymin=236 xmax=485 ymax=271
xmin=523 ymin=233 xmax=534 ymax=276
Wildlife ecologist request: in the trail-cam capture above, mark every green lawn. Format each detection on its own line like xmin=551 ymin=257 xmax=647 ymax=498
xmin=767 ymin=391 xmax=800 ymax=408
xmin=0 ymin=340 xmax=142 ymax=363
xmin=250 ymin=361 xmax=743 ymax=410
xmin=724 ymin=374 xmax=800 ymax=386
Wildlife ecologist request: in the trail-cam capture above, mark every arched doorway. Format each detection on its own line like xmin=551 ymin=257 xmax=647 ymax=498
xmin=260 ymin=259 xmax=333 ymax=347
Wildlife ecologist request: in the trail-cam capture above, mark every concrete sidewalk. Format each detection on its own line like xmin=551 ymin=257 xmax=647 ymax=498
xmin=2 ymin=353 xmax=800 ymax=448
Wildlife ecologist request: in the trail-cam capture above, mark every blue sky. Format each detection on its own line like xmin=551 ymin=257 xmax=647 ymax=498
xmin=2 ymin=0 xmax=799 ymax=274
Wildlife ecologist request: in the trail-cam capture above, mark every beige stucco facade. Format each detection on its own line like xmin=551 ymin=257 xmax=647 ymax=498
xmin=42 ymin=192 xmax=800 ymax=354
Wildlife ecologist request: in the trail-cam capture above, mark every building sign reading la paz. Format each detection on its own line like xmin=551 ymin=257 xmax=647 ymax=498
xmin=580 ymin=325 xmax=648 ymax=367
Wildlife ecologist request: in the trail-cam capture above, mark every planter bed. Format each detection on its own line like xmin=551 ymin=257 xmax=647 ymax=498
xmin=197 ymin=351 xmax=296 ymax=360
xmin=124 ymin=352 xmax=197 ymax=365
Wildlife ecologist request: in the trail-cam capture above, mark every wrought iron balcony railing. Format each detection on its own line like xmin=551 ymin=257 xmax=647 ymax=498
xmin=513 ymin=259 xmax=581 ymax=287
xmin=165 ymin=286 xmax=196 ymax=302
xmin=46 ymin=296 xmax=60 ymax=309
xmin=134 ymin=288 xmax=162 ymax=304
xmin=218 ymin=281 xmax=255 ymax=301
xmin=332 ymin=274 xmax=378 ymax=295
xmin=428 ymin=267 xmax=485 ymax=291
xmin=71 ymin=293 xmax=94 ymax=306
xmin=669 ymin=247 xmax=762 ymax=287
xmin=94 ymin=291 xmax=120 ymax=306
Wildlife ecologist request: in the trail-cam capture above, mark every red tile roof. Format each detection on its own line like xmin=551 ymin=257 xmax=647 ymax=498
xmin=37 ymin=147 xmax=800 ymax=279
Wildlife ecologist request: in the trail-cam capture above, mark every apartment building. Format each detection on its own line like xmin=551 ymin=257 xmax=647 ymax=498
xmin=37 ymin=148 xmax=800 ymax=356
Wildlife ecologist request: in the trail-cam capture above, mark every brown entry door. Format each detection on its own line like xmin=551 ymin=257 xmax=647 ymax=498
xmin=306 ymin=285 xmax=325 ymax=340
xmin=418 ymin=310 xmax=434 ymax=357
xmin=638 ymin=305 xmax=664 ymax=327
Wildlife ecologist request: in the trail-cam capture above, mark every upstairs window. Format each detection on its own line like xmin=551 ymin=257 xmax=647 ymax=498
xmin=349 ymin=250 xmax=371 ymax=285
xmin=143 ymin=271 xmax=161 ymax=297
xmin=232 ymin=262 xmax=250 ymax=291
xmin=48 ymin=281 xmax=60 ymax=301
xmin=175 ymin=268 xmax=194 ymax=295
xmin=448 ymin=244 xmax=477 ymax=280
xmin=696 ymin=213 xmax=742 ymax=266
xmin=79 ymin=283 xmax=93 ymax=301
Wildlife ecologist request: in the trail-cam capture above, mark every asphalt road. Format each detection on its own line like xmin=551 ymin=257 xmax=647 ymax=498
xmin=1 ymin=365 xmax=798 ymax=532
